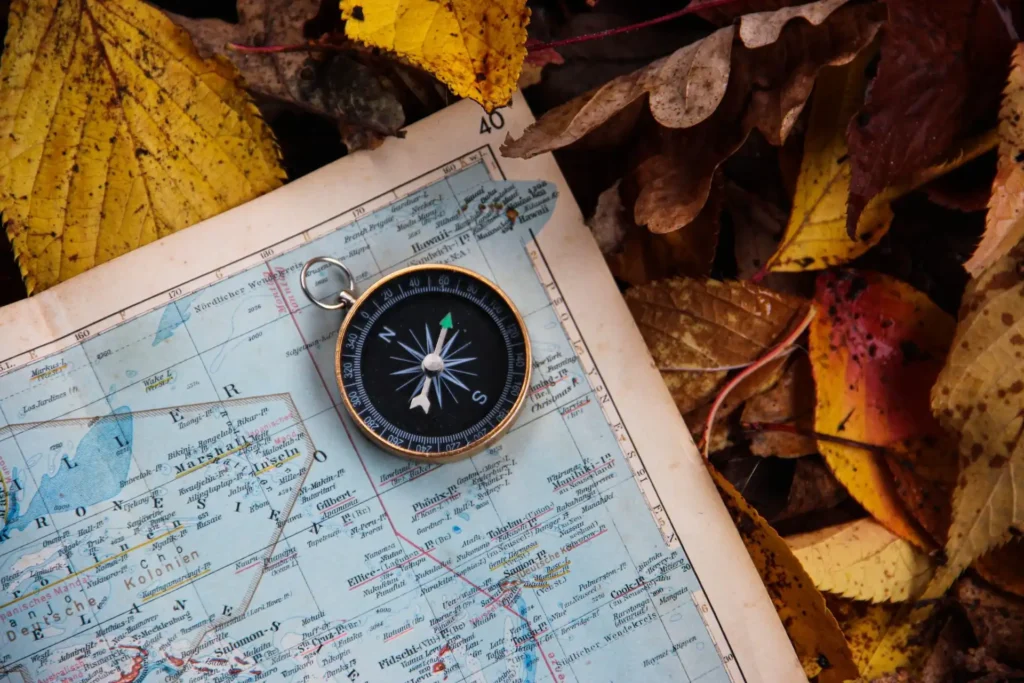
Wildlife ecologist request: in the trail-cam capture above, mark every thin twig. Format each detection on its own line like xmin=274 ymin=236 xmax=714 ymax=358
xmin=227 ymin=41 xmax=348 ymax=55
xmin=700 ymin=307 xmax=815 ymax=459
xmin=742 ymin=421 xmax=890 ymax=454
xmin=528 ymin=0 xmax=741 ymax=52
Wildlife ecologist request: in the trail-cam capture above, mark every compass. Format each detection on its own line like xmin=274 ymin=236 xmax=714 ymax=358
xmin=302 ymin=260 xmax=531 ymax=462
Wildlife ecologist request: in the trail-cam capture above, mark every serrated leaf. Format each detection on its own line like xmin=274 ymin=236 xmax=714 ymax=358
xmin=974 ymin=539 xmax=1024 ymax=599
xmin=340 ymin=0 xmax=530 ymax=110
xmin=788 ymin=518 xmax=934 ymax=603
xmin=928 ymin=243 xmax=1024 ymax=598
xmin=965 ymin=44 xmax=1024 ymax=276
xmin=624 ymin=277 xmax=807 ymax=415
xmin=809 ymin=271 xmax=954 ymax=549
xmin=0 ymin=0 xmax=285 ymax=293
xmin=710 ymin=465 xmax=858 ymax=683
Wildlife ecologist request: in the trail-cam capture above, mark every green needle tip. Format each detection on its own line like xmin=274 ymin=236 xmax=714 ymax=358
xmin=440 ymin=313 xmax=453 ymax=329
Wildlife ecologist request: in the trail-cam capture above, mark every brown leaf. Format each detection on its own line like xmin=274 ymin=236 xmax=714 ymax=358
xmin=738 ymin=0 xmax=849 ymax=49
xmin=504 ymin=1 xmax=882 ymax=162
xmin=710 ymin=465 xmax=859 ymax=682
xmin=625 ymin=277 xmax=808 ymax=414
xmin=628 ymin=4 xmax=882 ymax=234
xmin=957 ymin=575 xmax=1024 ymax=667
xmin=608 ymin=173 xmax=723 ymax=284
xmin=169 ymin=0 xmax=405 ymax=140
xmin=588 ymin=180 xmax=629 ymax=255
xmin=686 ymin=353 xmax=789 ymax=454
xmin=500 ymin=26 xmax=734 ymax=158
xmin=741 ymin=355 xmax=818 ymax=457
xmin=974 ymin=538 xmax=1024 ymax=598
xmin=845 ymin=0 xmax=1016 ymax=233
xmin=774 ymin=457 xmax=849 ymax=522
xmin=728 ymin=183 xmax=789 ymax=280
xmin=884 ymin=435 xmax=958 ymax=546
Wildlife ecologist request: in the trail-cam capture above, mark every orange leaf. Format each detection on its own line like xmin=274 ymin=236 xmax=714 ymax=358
xmin=810 ymin=271 xmax=955 ymax=549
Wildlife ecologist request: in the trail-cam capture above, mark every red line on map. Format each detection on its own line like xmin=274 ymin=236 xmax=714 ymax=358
xmin=269 ymin=273 xmax=558 ymax=683
xmin=384 ymin=626 xmax=414 ymax=643
xmin=321 ymin=496 xmax=356 ymax=514
xmin=491 ymin=508 xmax=553 ymax=541
xmin=412 ymin=492 xmax=460 ymax=519
xmin=300 ymin=632 xmax=348 ymax=656
xmin=553 ymin=462 xmax=613 ymax=492
xmin=564 ymin=529 xmax=608 ymax=552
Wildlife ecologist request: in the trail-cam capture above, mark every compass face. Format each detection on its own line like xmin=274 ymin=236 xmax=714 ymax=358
xmin=336 ymin=265 xmax=531 ymax=461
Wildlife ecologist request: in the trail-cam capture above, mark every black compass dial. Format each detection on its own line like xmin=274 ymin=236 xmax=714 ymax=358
xmin=337 ymin=266 xmax=530 ymax=458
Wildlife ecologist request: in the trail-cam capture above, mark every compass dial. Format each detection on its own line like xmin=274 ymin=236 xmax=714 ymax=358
xmin=336 ymin=265 xmax=531 ymax=462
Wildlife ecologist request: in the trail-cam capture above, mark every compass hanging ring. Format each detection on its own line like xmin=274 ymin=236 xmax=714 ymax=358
xmin=301 ymin=258 xmax=532 ymax=463
xmin=300 ymin=257 xmax=358 ymax=311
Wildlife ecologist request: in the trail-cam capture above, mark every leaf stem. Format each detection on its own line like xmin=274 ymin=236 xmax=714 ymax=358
xmin=227 ymin=42 xmax=346 ymax=55
xmin=527 ymin=0 xmax=742 ymax=52
xmin=742 ymin=421 xmax=890 ymax=454
xmin=700 ymin=306 xmax=815 ymax=459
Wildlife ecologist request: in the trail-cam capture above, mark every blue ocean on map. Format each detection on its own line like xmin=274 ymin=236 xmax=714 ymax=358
xmin=3 ymin=407 xmax=133 ymax=537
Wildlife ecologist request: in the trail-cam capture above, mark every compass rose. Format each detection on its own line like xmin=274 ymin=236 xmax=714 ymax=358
xmin=390 ymin=313 xmax=477 ymax=413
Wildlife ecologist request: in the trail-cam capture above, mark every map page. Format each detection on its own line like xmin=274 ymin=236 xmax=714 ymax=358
xmin=0 ymin=97 xmax=801 ymax=683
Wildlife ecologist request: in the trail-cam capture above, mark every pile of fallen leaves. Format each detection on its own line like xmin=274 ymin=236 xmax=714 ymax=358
xmin=1 ymin=0 xmax=1024 ymax=679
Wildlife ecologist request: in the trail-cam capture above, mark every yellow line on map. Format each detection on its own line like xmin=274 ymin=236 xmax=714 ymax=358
xmin=253 ymin=451 xmax=303 ymax=476
xmin=490 ymin=544 xmax=536 ymax=571
xmin=142 ymin=569 xmax=211 ymax=603
xmin=0 ymin=529 xmax=176 ymax=610
xmin=174 ymin=442 xmax=251 ymax=479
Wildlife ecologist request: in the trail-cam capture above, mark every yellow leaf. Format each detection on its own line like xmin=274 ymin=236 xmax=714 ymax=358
xmin=341 ymin=0 xmax=529 ymax=111
xmin=788 ymin=518 xmax=934 ymax=603
xmin=710 ymin=465 xmax=859 ymax=683
xmin=928 ymin=243 xmax=1024 ymax=598
xmin=0 ymin=0 xmax=284 ymax=294
xmin=767 ymin=51 xmax=997 ymax=272
xmin=965 ymin=44 xmax=1024 ymax=276
xmin=828 ymin=597 xmax=939 ymax=678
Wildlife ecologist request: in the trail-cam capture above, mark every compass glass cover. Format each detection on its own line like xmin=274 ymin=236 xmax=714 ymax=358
xmin=338 ymin=267 xmax=529 ymax=455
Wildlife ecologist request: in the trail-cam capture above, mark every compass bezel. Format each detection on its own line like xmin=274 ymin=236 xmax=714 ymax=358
xmin=334 ymin=263 xmax=532 ymax=463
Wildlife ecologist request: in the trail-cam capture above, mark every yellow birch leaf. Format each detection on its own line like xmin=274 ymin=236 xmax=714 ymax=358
xmin=828 ymin=597 xmax=939 ymax=678
xmin=767 ymin=51 xmax=997 ymax=272
xmin=964 ymin=44 xmax=1024 ymax=276
xmin=710 ymin=465 xmax=859 ymax=683
xmin=927 ymin=242 xmax=1024 ymax=599
xmin=788 ymin=518 xmax=934 ymax=603
xmin=0 ymin=0 xmax=284 ymax=294
xmin=340 ymin=0 xmax=529 ymax=111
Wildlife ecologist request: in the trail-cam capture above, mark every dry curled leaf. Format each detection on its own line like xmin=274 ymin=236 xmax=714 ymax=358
xmin=503 ymin=0 xmax=880 ymax=160
xmin=788 ymin=518 xmax=935 ymax=603
xmin=710 ymin=465 xmax=859 ymax=683
xmin=738 ymin=0 xmax=849 ymax=48
xmin=957 ymin=575 xmax=1024 ymax=667
xmin=741 ymin=355 xmax=818 ymax=457
xmin=845 ymin=0 xmax=1015 ymax=234
xmin=810 ymin=271 xmax=955 ymax=549
xmin=608 ymin=173 xmax=723 ymax=284
xmin=0 ymin=0 xmax=284 ymax=293
xmin=169 ymin=0 xmax=405 ymax=141
xmin=974 ymin=539 xmax=1024 ymax=599
xmin=965 ymin=44 xmax=1024 ymax=276
xmin=929 ymin=243 xmax=1024 ymax=597
xmin=774 ymin=457 xmax=849 ymax=522
xmin=625 ymin=277 xmax=807 ymax=414
xmin=340 ymin=0 xmax=529 ymax=110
